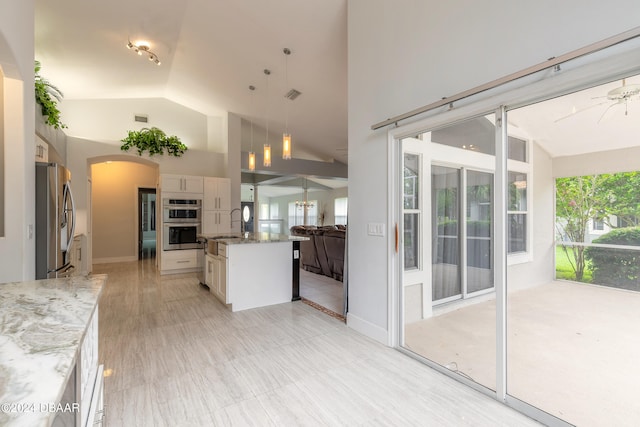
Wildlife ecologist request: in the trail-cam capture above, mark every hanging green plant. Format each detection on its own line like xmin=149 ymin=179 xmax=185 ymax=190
xmin=34 ymin=60 xmax=66 ymax=129
xmin=120 ymin=127 xmax=188 ymax=157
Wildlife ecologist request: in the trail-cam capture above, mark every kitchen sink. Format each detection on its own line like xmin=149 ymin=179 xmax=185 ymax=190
xmin=206 ymin=235 xmax=241 ymax=256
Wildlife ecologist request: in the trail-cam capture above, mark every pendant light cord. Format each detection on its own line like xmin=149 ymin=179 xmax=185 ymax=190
xmin=249 ymin=85 xmax=255 ymax=152
xmin=264 ymin=69 xmax=270 ymax=144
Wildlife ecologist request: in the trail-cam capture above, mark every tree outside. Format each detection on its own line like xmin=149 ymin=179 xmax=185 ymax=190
xmin=555 ymin=172 xmax=640 ymax=283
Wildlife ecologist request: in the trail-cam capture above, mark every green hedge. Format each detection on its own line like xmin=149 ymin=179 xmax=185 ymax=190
xmin=584 ymin=227 xmax=640 ymax=290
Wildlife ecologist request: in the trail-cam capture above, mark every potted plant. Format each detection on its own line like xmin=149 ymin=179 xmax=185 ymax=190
xmin=120 ymin=127 xmax=188 ymax=157
xmin=35 ymin=60 xmax=66 ymax=129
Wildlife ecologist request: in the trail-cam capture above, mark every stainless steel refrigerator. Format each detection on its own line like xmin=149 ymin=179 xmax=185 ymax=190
xmin=36 ymin=162 xmax=76 ymax=279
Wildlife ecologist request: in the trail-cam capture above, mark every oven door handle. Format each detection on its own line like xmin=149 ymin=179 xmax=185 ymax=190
xmin=165 ymin=222 xmax=201 ymax=226
xmin=164 ymin=206 xmax=201 ymax=210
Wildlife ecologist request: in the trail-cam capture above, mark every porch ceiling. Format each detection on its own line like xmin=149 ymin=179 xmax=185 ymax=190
xmin=507 ymin=73 xmax=640 ymax=158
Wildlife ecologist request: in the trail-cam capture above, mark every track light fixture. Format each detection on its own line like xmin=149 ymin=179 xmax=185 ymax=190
xmin=126 ymin=40 xmax=161 ymax=65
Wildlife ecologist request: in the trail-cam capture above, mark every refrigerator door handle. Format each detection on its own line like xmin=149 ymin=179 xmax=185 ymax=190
xmin=64 ymin=183 xmax=76 ymax=247
xmin=50 ymin=262 xmax=75 ymax=275
xmin=67 ymin=183 xmax=76 ymax=245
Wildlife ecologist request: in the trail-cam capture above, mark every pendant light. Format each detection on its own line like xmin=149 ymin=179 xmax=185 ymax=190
xmin=248 ymin=85 xmax=256 ymax=171
xmin=263 ymin=69 xmax=272 ymax=167
xmin=282 ymin=48 xmax=292 ymax=160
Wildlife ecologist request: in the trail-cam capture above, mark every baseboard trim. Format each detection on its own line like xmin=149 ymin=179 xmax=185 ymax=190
xmin=93 ymin=256 xmax=138 ymax=264
xmin=347 ymin=313 xmax=390 ymax=346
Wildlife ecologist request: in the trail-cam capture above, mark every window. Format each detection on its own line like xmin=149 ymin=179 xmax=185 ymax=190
xmin=508 ymin=171 xmax=528 ymax=254
xmin=260 ymin=203 xmax=269 ymax=220
xmin=334 ymin=197 xmax=348 ymax=225
xmin=270 ymin=202 xmax=279 ymax=219
xmin=592 ymin=218 xmax=604 ymax=231
xmin=508 ymin=136 xmax=528 ymax=162
xmin=288 ymin=202 xmax=302 ymax=227
xmin=307 ymin=201 xmax=318 ymax=226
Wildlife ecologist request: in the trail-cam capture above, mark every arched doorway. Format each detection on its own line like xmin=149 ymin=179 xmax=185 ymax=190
xmin=86 ymin=155 xmax=159 ymax=267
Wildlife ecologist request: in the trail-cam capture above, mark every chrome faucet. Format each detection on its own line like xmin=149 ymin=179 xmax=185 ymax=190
xmin=230 ymin=208 xmax=244 ymax=233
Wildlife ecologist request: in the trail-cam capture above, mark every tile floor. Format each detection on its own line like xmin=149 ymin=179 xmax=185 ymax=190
xmin=299 ymin=269 xmax=344 ymax=316
xmin=405 ymin=280 xmax=640 ymax=427
xmin=95 ymin=259 xmax=540 ymax=426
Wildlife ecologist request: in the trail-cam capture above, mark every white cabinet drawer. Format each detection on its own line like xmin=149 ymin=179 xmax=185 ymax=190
xmin=161 ymin=249 xmax=200 ymax=271
xmin=164 ymin=256 xmax=197 ymax=270
xmin=218 ymin=243 xmax=227 ymax=257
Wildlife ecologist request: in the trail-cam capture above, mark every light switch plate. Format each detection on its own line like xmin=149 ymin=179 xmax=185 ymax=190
xmin=367 ymin=223 xmax=385 ymax=237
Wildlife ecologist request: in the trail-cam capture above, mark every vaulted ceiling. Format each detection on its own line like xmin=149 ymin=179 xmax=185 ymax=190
xmin=35 ymin=0 xmax=348 ymax=164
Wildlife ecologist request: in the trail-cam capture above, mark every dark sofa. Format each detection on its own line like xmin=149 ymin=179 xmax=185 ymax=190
xmin=290 ymin=225 xmax=346 ymax=281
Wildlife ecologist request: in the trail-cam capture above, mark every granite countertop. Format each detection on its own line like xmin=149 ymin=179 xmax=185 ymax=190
xmin=199 ymin=232 xmax=309 ymax=244
xmin=0 ymin=274 xmax=107 ymax=427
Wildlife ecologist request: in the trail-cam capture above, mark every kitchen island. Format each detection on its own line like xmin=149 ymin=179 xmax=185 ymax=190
xmin=0 ymin=274 xmax=106 ymax=427
xmin=201 ymin=232 xmax=308 ymax=312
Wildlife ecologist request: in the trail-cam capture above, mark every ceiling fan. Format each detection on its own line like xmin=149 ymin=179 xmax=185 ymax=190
xmin=555 ymin=78 xmax=640 ymax=123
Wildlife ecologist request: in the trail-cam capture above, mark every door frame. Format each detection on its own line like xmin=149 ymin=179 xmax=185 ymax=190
xmin=385 ymin=46 xmax=640 ymax=427
xmin=388 ymin=104 xmax=507 ymax=400
xmin=138 ymin=187 xmax=157 ymax=259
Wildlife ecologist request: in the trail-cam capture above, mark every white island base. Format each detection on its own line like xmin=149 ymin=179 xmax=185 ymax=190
xmin=223 ymin=240 xmax=294 ymax=312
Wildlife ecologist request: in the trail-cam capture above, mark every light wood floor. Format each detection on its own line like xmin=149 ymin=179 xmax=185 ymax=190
xmin=95 ymin=259 xmax=540 ymax=426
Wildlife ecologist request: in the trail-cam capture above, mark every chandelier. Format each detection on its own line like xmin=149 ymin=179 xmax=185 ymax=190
xmin=295 ymin=200 xmax=314 ymax=209
xmin=295 ymin=178 xmax=314 ymax=208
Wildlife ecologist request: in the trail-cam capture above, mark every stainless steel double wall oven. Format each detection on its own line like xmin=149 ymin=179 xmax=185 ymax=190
xmin=163 ymin=198 xmax=202 ymax=250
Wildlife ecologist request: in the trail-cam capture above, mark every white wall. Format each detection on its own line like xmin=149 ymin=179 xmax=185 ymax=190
xmin=348 ymin=0 xmax=640 ymax=343
xmin=508 ymin=142 xmax=555 ymax=290
xmin=0 ymin=0 xmax=35 ymax=283
xmin=66 ymin=136 xmax=227 ymax=250
xmin=92 ymin=161 xmax=157 ymax=262
xmin=60 ymin=98 xmax=210 ymax=150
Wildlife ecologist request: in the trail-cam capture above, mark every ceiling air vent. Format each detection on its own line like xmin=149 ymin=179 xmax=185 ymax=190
xmin=284 ymin=89 xmax=302 ymax=100
xmin=134 ymin=114 xmax=148 ymax=123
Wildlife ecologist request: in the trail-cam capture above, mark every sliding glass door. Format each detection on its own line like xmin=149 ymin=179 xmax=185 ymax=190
xmin=431 ymin=165 xmax=461 ymax=302
xmin=431 ymin=166 xmax=494 ymax=304
xmin=398 ymin=65 xmax=640 ymax=425
xmin=401 ymin=115 xmax=497 ymax=392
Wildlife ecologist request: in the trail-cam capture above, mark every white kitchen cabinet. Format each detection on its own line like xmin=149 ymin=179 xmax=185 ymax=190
xmin=207 ymin=252 xmax=228 ymax=304
xmin=203 ymin=210 xmax=231 ymax=234
xmin=80 ymin=307 xmax=103 ymax=427
xmin=205 ymin=254 xmax=215 ymax=289
xmin=161 ymin=174 xmax=204 ymax=194
xmin=161 ymin=248 xmax=202 ymax=272
xmin=216 ymin=253 xmax=228 ymax=303
xmin=84 ymin=364 xmax=104 ymax=427
xmin=202 ymin=177 xmax=231 ymax=234
xmin=203 ymin=177 xmax=230 ymax=210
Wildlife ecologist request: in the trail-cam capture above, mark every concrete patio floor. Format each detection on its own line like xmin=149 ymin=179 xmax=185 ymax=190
xmin=404 ymin=280 xmax=640 ymax=426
